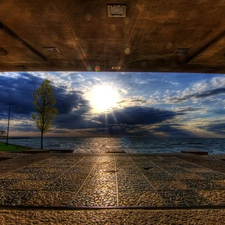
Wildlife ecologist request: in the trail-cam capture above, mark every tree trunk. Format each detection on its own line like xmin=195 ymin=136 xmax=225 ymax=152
xmin=41 ymin=129 xmax=44 ymax=149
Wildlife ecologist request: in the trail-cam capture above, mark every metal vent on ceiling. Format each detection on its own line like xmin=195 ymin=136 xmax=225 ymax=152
xmin=107 ymin=4 xmax=127 ymax=17
xmin=174 ymin=48 xmax=189 ymax=54
xmin=44 ymin=47 xmax=59 ymax=52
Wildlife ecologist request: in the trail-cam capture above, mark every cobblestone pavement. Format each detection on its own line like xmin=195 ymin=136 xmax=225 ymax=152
xmin=1 ymin=152 xmax=225 ymax=223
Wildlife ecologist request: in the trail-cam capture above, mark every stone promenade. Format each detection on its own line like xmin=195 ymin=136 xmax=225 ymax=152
xmin=0 ymin=152 xmax=225 ymax=224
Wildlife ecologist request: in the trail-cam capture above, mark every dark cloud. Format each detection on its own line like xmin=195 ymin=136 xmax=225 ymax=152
xmin=54 ymin=87 xmax=90 ymax=114
xmin=54 ymin=111 xmax=93 ymax=130
xmin=0 ymin=73 xmax=43 ymax=116
xmin=204 ymin=123 xmax=225 ymax=134
xmin=172 ymin=88 xmax=225 ymax=103
xmin=86 ymin=124 xmax=156 ymax=137
xmin=0 ymin=73 xmax=92 ymax=133
xmin=0 ymin=73 xmax=91 ymax=118
xmin=176 ymin=106 xmax=204 ymax=112
xmin=196 ymin=88 xmax=225 ymax=98
xmin=85 ymin=122 xmax=194 ymax=138
xmin=117 ymin=99 xmax=147 ymax=105
xmin=52 ymin=86 xmax=92 ymax=130
xmin=94 ymin=106 xmax=182 ymax=126
xmin=132 ymin=99 xmax=147 ymax=103
xmin=117 ymin=100 xmax=127 ymax=104
xmin=91 ymin=126 xmax=128 ymax=136
xmin=54 ymin=106 xmax=184 ymax=135
xmin=152 ymin=124 xmax=195 ymax=138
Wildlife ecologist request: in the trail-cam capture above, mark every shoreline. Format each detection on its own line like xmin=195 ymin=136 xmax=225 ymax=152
xmin=2 ymin=137 xmax=225 ymax=155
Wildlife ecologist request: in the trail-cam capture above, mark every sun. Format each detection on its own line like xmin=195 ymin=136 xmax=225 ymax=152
xmin=89 ymin=85 xmax=119 ymax=112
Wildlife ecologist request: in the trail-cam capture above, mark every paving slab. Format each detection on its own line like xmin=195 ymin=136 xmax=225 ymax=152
xmin=0 ymin=153 xmax=225 ymax=223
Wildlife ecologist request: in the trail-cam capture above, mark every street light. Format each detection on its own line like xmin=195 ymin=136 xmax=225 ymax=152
xmin=6 ymin=106 xmax=19 ymax=145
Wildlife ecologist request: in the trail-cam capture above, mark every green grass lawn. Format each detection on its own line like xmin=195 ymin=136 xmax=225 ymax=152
xmin=0 ymin=142 xmax=30 ymax=152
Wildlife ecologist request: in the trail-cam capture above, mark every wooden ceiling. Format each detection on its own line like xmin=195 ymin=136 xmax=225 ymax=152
xmin=0 ymin=0 xmax=225 ymax=73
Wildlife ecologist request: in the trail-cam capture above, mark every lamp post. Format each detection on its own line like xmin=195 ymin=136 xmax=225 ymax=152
xmin=6 ymin=106 xmax=19 ymax=145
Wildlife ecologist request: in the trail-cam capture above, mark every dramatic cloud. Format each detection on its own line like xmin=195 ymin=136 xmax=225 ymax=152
xmin=43 ymin=85 xmax=92 ymax=130
xmin=117 ymin=97 xmax=148 ymax=107
xmin=196 ymin=88 xmax=225 ymax=98
xmin=94 ymin=107 xmax=182 ymax=126
xmin=203 ymin=123 xmax=225 ymax=135
xmin=1 ymin=72 xmax=225 ymax=137
xmin=175 ymin=106 xmax=205 ymax=112
xmin=0 ymin=73 xmax=93 ymax=134
xmin=0 ymin=73 xmax=44 ymax=116
xmin=152 ymin=124 xmax=195 ymax=138
xmin=171 ymin=88 xmax=225 ymax=103
xmin=54 ymin=89 xmax=90 ymax=114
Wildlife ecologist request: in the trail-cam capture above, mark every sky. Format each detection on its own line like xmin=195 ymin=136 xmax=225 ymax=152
xmin=0 ymin=71 xmax=225 ymax=138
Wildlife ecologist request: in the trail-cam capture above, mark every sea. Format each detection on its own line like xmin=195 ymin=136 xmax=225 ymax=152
xmin=4 ymin=137 xmax=225 ymax=155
